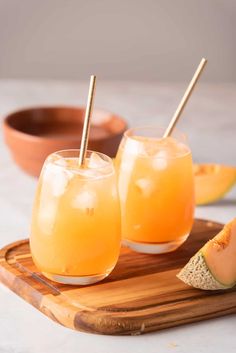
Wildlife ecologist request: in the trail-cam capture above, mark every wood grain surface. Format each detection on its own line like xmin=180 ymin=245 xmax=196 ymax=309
xmin=0 ymin=219 xmax=235 ymax=335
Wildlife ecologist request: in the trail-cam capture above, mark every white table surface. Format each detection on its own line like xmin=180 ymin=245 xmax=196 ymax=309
xmin=0 ymin=80 xmax=235 ymax=353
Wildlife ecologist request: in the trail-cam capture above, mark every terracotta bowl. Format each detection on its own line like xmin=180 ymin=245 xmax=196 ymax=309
xmin=3 ymin=106 xmax=127 ymax=177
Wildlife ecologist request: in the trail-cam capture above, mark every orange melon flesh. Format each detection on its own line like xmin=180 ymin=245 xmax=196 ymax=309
xmin=194 ymin=164 xmax=236 ymax=205
xmin=177 ymin=219 xmax=236 ymax=290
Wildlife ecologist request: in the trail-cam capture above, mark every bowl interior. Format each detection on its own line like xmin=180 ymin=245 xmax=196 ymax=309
xmin=6 ymin=107 xmax=126 ymax=141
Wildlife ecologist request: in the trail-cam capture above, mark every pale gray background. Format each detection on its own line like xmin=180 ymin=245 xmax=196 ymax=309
xmin=0 ymin=0 xmax=235 ymax=81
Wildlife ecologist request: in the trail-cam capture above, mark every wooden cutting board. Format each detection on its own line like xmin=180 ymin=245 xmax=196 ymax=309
xmin=0 ymin=219 xmax=235 ymax=335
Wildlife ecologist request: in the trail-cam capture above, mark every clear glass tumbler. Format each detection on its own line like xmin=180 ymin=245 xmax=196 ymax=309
xmin=115 ymin=126 xmax=195 ymax=254
xmin=30 ymin=150 xmax=121 ymax=285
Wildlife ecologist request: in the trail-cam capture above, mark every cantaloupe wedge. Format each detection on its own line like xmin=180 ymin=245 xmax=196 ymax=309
xmin=194 ymin=164 xmax=236 ymax=205
xmin=177 ymin=219 xmax=236 ymax=290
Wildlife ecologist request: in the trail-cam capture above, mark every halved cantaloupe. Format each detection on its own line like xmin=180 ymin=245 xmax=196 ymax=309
xmin=177 ymin=219 xmax=236 ymax=290
xmin=194 ymin=164 xmax=236 ymax=205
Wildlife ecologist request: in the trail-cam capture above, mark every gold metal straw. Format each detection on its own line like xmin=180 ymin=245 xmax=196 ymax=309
xmin=163 ymin=58 xmax=207 ymax=138
xmin=78 ymin=75 xmax=97 ymax=167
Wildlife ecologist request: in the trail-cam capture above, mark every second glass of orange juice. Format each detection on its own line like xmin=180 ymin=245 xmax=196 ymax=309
xmin=116 ymin=127 xmax=195 ymax=254
xmin=30 ymin=149 xmax=121 ymax=285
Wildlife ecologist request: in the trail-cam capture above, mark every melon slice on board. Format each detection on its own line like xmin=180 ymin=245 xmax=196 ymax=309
xmin=177 ymin=219 xmax=236 ymax=290
xmin=194 ymin=164 xmax=236 ymax=205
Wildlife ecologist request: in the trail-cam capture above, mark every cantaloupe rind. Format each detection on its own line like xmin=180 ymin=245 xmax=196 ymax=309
xmin=177 ymin=251 xmax=233 ymax=290
xmin=177 ymin=219 xmax=236 ymax=290
xmin=194 ymin=164 xmax=236 ymax=205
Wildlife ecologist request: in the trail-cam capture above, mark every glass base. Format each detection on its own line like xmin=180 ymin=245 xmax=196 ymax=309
xmin=42 ymin=271 xmax=110 ymax=285
xmin=122 ymin=234 xmax=189 ymax=254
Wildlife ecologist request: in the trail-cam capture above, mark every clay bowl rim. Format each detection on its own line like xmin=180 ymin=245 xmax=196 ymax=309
xmin=3 ymin=105 xmax=128 ymax=144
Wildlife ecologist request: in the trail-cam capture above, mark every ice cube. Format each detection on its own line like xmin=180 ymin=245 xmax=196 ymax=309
xmin=47 ymin=154 xmax=59 ymax=163
xmin=143 ymin=140 xmax=160 ymax=157
xmin=77 ymin=167 xmax=100 ymax=179
xmin=152 ymin=150 xmax=168 ymax=170
xmin=155 ymin=150 xmax=169 ymax=158
xmin=72 ymin=189 xmax=97 ymax=210
xmin=124 ymin=138 xmax=142 ymax=156
xmin=152 ymin=158 xmax=168 ymax=170
xmin=88 ymin=152 xmax=108 ymax=169
xmin=53 ymin=172 xmax=71 ymax=196
xmin=38 ymin=201 xmax=57 ymax=235
xmin=43 ymin=164 xmax=73 ymax=197
xmin=56 ymin=158 xmax=67 ymax=167
xmin=135 ymin=178 xmax=154 ymax=197
xmin=176 ymin=142 xmax=188 ymax=155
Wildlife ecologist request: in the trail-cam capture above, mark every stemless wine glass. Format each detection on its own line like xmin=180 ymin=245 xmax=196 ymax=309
xmin=30 ymin=149 xmax=121 ymax=285
xmin=115 ymin=126 xmax=195 ymax=254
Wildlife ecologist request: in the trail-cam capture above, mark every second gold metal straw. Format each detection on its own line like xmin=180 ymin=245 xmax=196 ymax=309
xmin=163 ymin=58 xmax=207 ymax=138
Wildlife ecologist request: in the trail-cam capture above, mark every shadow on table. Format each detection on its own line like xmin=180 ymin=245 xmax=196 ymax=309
xmin=205 ymin=199 xmax=236 ymax=207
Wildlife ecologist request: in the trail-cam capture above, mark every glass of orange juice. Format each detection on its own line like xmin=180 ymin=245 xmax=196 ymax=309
xmin=115 ymin=126 xmax=195 ymax=254
xmin=30 ymin=149 xmax=121 ymax=285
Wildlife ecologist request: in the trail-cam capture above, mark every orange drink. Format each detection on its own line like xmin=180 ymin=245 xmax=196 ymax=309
xmin=116 ymin=127 xmax=194 ymax=254
xmin=30 ymin=150 xmax=121 ymax=284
